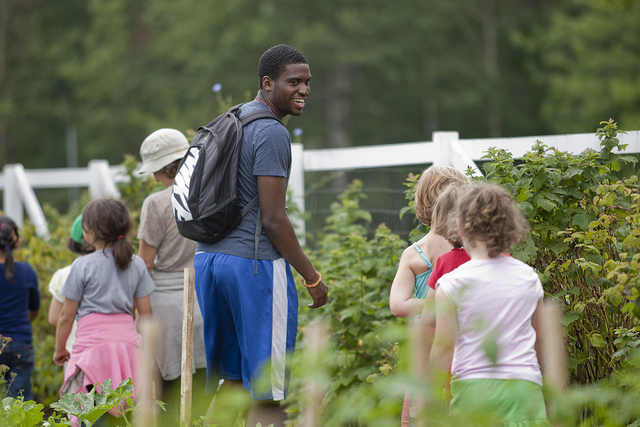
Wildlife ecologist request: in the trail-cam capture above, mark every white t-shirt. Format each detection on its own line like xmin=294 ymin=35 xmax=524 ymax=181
xmin=437 ymin=256 xmax=543 ymax=385
xmin=48 ymin=264 xmax=77 ymax=353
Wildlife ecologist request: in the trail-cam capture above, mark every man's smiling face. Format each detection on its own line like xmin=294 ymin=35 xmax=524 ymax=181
xmin=267 ymin=63 xmax=311 ymax=118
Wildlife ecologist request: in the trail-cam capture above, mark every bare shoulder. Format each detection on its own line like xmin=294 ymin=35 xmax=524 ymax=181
xmin=398 ymin=244 xmax=417 ymax=265
xmin=402 ymin=240 xmax=430 ymax=275
xmin=420 ymin=232 xmax=452 ymax=266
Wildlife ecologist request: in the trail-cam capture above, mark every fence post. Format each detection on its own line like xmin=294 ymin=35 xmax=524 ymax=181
xmin=88 ymin=160 xmax=121 ymax=199
xmin=180 ymin=267 xmax=196 ymax=427
xmin=2 ymin=164 xmax=50 ymax=240
xmin=432 ymin=131 xmax=459 ymax=167
xmin=449 ymin=138 xmax=484 ymax=177
xmin=3 ymin=164 xmax=23 ymax=227
xmin=290 ymin=143 xmax=306 ymax=245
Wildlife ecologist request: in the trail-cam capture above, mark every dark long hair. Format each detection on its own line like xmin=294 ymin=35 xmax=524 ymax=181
xmin=0 ymin=216 xmax=20 ymax=282
xmin=82 ymin=199 xmax=135 ymax=270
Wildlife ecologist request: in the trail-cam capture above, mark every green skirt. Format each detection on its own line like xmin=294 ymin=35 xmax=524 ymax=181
xmin=449 ymin=379 xmax=550 ymax=426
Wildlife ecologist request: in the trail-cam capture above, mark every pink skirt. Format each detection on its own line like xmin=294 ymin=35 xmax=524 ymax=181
xmin=61 ymin=313 xmax=142 ymax=403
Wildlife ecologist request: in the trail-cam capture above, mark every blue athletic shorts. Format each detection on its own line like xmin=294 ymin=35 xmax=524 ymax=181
xmin=194 ymin=252 xmax=298 ymax=400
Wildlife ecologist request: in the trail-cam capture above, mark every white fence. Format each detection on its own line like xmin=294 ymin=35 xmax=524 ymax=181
xmin=2 ymin=130 xmax=639 ymax=240
xmin=0 ymin=160 xmax=123 ymax=240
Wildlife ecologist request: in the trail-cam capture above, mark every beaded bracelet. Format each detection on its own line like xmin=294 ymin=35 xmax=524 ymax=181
xmin=302 ymin=271 xmax=322 ymax=288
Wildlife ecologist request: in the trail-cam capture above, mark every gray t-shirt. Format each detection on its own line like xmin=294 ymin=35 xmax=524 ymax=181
xmin=196 ymin=101 xmax=291 ymax=260
xmin=138 ymin=186 xmax=196 ymax=272
xmin=61 ymin=248 xmax=156 ymax=320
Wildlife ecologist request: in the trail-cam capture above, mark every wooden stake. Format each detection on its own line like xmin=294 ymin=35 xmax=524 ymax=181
xmin=300 ymin=321 xmax=328 ymax=427
xmin=410 ymin=317 xmax=430 ymax=427
xmin=180 ymin=267 xmax=196 ymax=427
xmin=541 ymin=299 xmax=567 ymax=393
xmin=138 ymin=318 xmax=161 ymax=427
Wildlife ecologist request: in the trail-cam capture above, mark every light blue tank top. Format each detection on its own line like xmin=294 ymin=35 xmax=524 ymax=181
xmin=413 ymin=243 xmax=433 ymax=298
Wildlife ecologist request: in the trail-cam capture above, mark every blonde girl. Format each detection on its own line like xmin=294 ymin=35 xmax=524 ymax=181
xmin=389 ymin=166 xmax=469 ymax=426
xmin=389 ymin=166 xmax=469 ymax=317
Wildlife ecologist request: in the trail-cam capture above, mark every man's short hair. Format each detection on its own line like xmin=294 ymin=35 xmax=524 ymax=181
xmin=258 ymin=44 xmax=308 ymax=88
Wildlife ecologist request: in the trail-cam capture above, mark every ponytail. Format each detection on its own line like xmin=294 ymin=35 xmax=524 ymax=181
xmin=0 ymin=217 xmax=20 ymax=283
xmin=82 ymin=199 xmax=134 ymax=270
xmin=112 ymin=234 xmax=135 ymax=270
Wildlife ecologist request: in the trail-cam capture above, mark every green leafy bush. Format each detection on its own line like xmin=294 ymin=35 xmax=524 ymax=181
xmin=0 ymin=379 xmax=137 ymax=427
xmin=287 ymin=180 xmax=408 ymax=424
xmin=482 ymin=119 xmax=640 ymax=385
xmin=50 ymin=378 xmax=136 ymax=426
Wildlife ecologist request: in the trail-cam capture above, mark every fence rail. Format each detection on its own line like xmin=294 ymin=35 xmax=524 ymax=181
xmin=2 ymin=130 xmax=639 ymax=240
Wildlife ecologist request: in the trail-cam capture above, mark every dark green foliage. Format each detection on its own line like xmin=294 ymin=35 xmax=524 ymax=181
xmin=9 ymin=0 xmax=640 ymax=177
xmin=286 ymin=180 xmax=408 ymax=424
xmin=482 ymin=119 xmax=640 ymax=386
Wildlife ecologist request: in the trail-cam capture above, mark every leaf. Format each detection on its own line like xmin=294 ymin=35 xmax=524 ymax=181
xmin=565 ymin=167 xmax=583 ymax=179
xmin=378 ymin=364 xmax=392 ymax=375
xmin=602 ymin=191 xmax=617 ymax=206
xmin=589 ymin=333 xmax=605 ymax=348
xmin=50 ymin=379 xmax=134 ymax=423
xmin=483 ymin=342 xmax=499 ymax=368
xmin=611 ymin=160 xmax=621 ymax=172
xmin=536 ymin=197 xmax=556 ymax=212
xmin=620 ymin=155 xmax=638 ymax=164
xmin=633 ymin=298 xmax=640 ymax=320
xmin=566 ymin=357 xmax=579 ymax=370
xmin=612 ymin=349 xmax=626 ymax=359
xmin=572 ymin=213 xmax=595 ymax=231
xmin=0 ymin=398 xmax=45 ymax=426
xmin=562 ymin=311 xmax=581 ymax=327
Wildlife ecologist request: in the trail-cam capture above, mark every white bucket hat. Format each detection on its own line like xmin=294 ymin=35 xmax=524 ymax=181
xmin=138 ymin=128 xmax=189 ymax=174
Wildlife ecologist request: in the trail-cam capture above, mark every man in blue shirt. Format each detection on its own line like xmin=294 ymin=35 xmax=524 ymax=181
xmin=194 ymin=44 xmax=328 ymax=426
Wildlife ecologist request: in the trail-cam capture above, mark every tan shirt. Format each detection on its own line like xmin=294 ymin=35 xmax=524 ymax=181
xmin=138 ymin=187 xmax=196 ymax=272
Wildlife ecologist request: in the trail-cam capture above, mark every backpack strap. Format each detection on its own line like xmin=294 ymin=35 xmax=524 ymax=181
xmin=239 ymin=109 xmax=282 ymax=126
xmin=254 ymin=209 xmax=262 ymax=275
xmin=239 ymin=195 xmax=261 ymax=275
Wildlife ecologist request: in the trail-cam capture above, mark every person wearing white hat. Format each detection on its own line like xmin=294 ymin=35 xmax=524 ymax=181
xmin=136 ymin=128 xmax=207 ymax=420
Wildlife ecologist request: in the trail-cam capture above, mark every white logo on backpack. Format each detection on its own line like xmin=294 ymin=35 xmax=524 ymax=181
xmin=172 ymin=146 xmax=200 ymax=221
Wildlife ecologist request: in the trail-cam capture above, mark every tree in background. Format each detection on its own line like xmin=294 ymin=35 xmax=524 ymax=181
xmin=1 ymin=0 xmax=638 ymax=173
xmin=0 ymin=0 xmax=88 ymax=167
xmin=520 ymin=0 xmax=640 ymax=134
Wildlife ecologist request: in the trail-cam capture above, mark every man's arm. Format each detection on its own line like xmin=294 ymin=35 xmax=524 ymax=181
xmin=257 ymin=175 xmax=328 ymax=308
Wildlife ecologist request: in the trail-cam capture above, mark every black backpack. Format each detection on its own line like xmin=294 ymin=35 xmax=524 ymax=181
xmin=172 ymin=103 xmax=281 ymax=245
